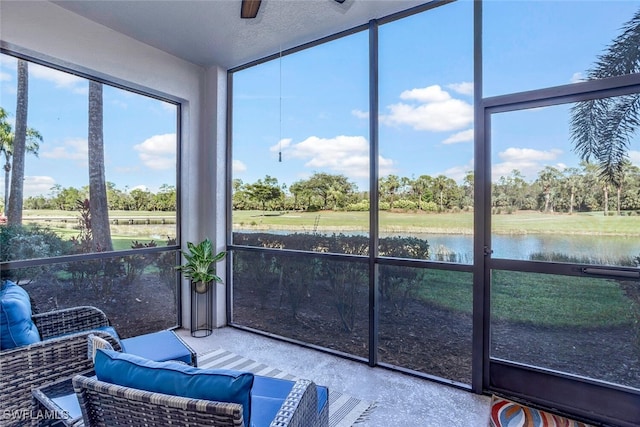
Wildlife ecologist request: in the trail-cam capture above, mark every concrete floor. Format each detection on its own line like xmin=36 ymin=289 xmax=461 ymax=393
xmin=176 ymin=327 xmax=491 ymax=427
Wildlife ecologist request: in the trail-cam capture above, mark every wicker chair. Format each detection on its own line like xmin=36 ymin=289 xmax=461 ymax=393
xmin=73 ymin=374 xmax=323 ymax=427
xmin=0 ymin=306 xmax=122 ymax=427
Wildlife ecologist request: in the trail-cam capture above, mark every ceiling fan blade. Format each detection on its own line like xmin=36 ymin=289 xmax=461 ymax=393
xmin=241 ymin=0 xmax=261 ymax=19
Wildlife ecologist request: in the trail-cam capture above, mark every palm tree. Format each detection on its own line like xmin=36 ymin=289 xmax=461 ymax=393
xmin=379 ymin=174 xmax=401 ymax=209
xmin=537 ymin=166 xmax=562 ymax=213
xmin=7 ymin=60 xmax=30 ymax=224
xmin=88 ymin=80 xmax=113 ymax=252
xmin=570 ymin=8 xmax=640 ymax=188
xmin=0 ymin=107 xmax=43 ymax=216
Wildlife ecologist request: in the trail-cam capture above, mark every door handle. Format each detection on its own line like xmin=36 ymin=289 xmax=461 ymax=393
xmin=582 ymin=267 xmax=640 ymax=279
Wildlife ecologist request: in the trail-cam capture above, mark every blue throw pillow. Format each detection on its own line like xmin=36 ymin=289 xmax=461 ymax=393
xmin=94 ymin=349 xmax=254 ymax=425
xmin=0 ymin=280 xmax=41 ymax=350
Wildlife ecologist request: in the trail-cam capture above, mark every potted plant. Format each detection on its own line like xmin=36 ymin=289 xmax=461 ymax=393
xmin=176 ymin=238 xmax=226 ymax=293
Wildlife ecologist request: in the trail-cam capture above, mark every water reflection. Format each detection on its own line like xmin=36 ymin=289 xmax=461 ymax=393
xmin=235 ymin=229 xmax=640 ymax=265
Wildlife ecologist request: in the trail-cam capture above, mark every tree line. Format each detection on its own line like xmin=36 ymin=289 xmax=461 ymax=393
xmin=17 ymin=183 xmax=177 ymax=212
xmin=233 ymin=162 xmax=640 ymax=215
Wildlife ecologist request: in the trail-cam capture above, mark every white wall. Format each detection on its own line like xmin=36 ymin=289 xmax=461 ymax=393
xmin=0 ymin=0 xmax=228 ymax=329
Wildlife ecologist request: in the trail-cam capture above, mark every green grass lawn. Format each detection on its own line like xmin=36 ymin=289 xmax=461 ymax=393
xmin=413 ymin=269 xmax=635 ymax=328
xmin=232 ymin=209 xmax=640 ymax=236
xmin=23 ymin=209 xmax=640 ymax=237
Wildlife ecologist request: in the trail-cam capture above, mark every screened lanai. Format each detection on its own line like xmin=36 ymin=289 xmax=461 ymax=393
xmin=1 ymin=1 xmax=639 ymax=426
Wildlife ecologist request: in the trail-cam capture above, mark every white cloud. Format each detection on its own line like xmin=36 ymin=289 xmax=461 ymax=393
xmin=400 ymin=85 xmax=451 ymax=103
xmin=570 ymin=72 xmax=586 ymax=84
xmin=269 ymin=138 xmax=292 ymax=152
xmin=233 ymin=159 xmax=247 ymax=173
xmin=41 ymin=138 xmax=88 ymax=165
xmin=351 ymin=109 xmax=369 ymax=119
xmin=443 ymin=159 xmax=474 ymax=183
xmin=130 ymin=185 xmax=149 ymax=192
xmin=30 ymin=63 xmax=87 ymax=95
xmin=442 ymin=129 xmax=474 ymax=145
xmin=379 ymin=156 xmax=395 ymax=177
xmin=23 ymin=176 xmax=57 ymax=198
xmin=0 ymin=71 xmax=11 ymax=82
xmin=115 ymin=165 xmax=139 ymax=174
xmin=447 ymin=82 xmax=474 ymax=96
xmin=134 ymin=133 xmax=176 ymax=170
xmin=630 ymin=150 xmax=640 ymax=166
xmin=493 ymin=147 xmax=564 ymax=181
xmin=380 ymin=84 xmax=473 ymax=132
xmin=499 ymin=147 xmax=562 ymax=162
xmin=271 ymin=135 xmax=393 ymax=179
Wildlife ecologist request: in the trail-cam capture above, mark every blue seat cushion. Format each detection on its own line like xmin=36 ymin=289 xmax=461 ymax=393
xmin=94 ymin=349 xmax=254 ymax=425
xmin=251 ymin=377 xmax=294 ymax=427
xmin=251 ymin=395 xmax=285 ymax=427
xmin=251 ymin=376 xmax=294 ymax=399
xmin=316 ymin=385 xmax=328 ymax=415
xmin=121 ymin=330 xmax=192 ymax=364
xmin=251 ymin=376 xmax=328 ymax=426
xmin=0 ymin=280 xmax=40 ymax=350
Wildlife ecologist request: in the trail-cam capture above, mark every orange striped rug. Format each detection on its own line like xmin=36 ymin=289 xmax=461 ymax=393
xmin=490 ymin=396 xmax=594 ymax=427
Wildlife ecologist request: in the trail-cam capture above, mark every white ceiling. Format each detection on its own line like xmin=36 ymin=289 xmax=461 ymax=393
xmin=51 ymin=0 xmax=431 ymax=69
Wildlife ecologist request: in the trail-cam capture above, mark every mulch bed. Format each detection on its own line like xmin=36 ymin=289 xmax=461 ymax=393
xmin=23 ymin=272 xmax=640 ymax=388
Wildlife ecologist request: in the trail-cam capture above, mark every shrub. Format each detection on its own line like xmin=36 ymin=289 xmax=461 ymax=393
xmin=421 ymin=201 xmax=438 ymax=212
xmin=393 ymin=199 xmax=419 ymax=210
xmin=346 ymin=200 xmax=370 ymax=211
xmin=123 ymin=240 xmax=158 ymax=285
xmin=0 ymin=224 xmax=72 ymax=284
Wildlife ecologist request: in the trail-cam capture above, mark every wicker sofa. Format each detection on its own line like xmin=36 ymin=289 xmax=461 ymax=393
xmin=74 ymin=334 xmax=329 ymax=427
xmin=73 ymin=373 xmax=326 ymax=427
xmin=0 ymin=306 xmax=122 ymax=427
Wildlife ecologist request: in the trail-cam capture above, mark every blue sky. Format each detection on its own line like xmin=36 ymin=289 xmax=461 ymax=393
xmin=1 ymin=0 xmax=640 ymax=200
xmin=0 ymin=55 xmax=177 ymax=199
xmin=232 ymin=0 xmax=640 ymax=192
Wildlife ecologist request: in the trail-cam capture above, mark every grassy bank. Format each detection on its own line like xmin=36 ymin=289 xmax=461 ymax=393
xmin=413 ymin=269 xmax=635 ymax=328
xmin=22 ymin=209 xmax=640 ymax=237
xmin=232 ymin=209 xmax=640 ymax=236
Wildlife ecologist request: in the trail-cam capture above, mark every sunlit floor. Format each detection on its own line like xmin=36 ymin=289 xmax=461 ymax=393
xmin=176 ymin=327 xmax=491 ymax=427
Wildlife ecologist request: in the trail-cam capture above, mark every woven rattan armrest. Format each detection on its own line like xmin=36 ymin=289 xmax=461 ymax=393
xmin=72 ymin=375 xmax=245 ymax=427
xmin=0 ymin=330 xmax=121 ymax=427
xmin=33 ymin=306 xmax=110 ymax=339
xmin=269 ymin=378 xmax=320 ymax=427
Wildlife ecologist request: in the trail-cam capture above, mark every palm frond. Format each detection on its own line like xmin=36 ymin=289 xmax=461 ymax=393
xmin=596 ymin=94 xmax=640 ymax=186
xmin=589 ymin=8 xmax=640 ymax=78
xmin=570 ymin=97 xmax=611 ymax=161
xmin=570 ymin=7 xmax=640 ymax=187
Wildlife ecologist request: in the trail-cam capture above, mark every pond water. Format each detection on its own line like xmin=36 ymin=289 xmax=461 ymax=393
xmin=235 ymin=229 xmax=640 ymax=265
xmin=411 ymin=233 xmax=640 ymax=264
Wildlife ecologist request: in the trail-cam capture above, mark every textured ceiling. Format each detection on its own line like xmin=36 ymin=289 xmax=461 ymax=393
xmin=52 ymin=0 xmax=431 ymax=69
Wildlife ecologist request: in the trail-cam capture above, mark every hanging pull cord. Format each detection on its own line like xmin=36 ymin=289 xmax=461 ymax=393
xmin=278 ymin=43 xmax=283 ymax=162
